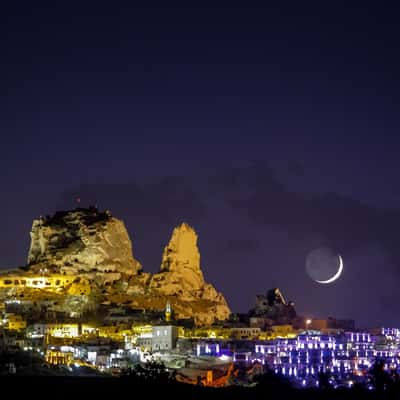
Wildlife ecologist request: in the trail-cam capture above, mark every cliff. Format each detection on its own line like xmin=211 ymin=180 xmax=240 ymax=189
xmin=146 ymin=223 xmax=230 ymax=324
xmin=249 ymin=288 xmax=297 ymax=325
xmin=28 ymin=207 xmax=142 ymax=276
xmin=1 ymin=207 xmax=230 ymax=325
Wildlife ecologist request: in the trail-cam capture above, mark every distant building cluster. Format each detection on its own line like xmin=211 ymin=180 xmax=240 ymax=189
xmin=1 ymin=208 xmax=394 ymax=389
xmin=1 ymin=292 xmax=400 ymax=389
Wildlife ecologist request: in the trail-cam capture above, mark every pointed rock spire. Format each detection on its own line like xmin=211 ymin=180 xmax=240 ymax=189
xmin=160 ymin=222 xmax=202 ymax=278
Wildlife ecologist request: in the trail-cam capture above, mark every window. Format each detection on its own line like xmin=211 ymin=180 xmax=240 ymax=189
xmin=157 ymin=330 xmax=160 ymax=336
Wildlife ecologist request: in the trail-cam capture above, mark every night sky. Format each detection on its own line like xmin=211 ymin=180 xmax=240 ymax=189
xmin=2 ymin=4 xmax=400 ymax=328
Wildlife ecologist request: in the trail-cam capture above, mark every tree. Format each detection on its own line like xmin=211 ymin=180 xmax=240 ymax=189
xmin=253 ymin=369 xmax=293 ymax=392
xmin=370 ymin=360 xmax=389 ymax=392
xmin=122 ymin=360 xmax=176 ymax=384
xmin=317 ymin=370 xmax=331 ymax=390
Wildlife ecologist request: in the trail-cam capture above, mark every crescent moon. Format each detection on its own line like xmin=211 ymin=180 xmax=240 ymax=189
xmin=315 ymin=254 xmax=343 ymax=284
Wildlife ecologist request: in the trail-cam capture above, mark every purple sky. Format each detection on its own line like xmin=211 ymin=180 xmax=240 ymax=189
xmin=2 ymin=4 xmax=400 ymax=328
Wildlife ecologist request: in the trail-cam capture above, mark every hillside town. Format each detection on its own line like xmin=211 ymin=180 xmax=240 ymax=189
xmin=0 ymin=208 xmax=399 ymax=390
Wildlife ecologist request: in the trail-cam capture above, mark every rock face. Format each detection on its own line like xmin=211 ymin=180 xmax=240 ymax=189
xmin=249 ymin=288 xmax=297 ymax=325
xmin=156 ymin=223 xmax=204 ymax=291
xmin=27 ymin=207 xmax=142 ymax=276
xmin=160 ymin=223 xmax=202 ymax=276
xmin=146 ymin=223 xmax=230 ymax=325
xmin=3 ymin=208 xmax=230 ymax=325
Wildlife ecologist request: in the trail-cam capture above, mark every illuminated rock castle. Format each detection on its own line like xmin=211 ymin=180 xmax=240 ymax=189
xmin=0 ymin=207 xmax=230 ymax=325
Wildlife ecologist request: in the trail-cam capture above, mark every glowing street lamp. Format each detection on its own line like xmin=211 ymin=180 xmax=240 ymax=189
xmin=306 ymin=319 xmax=312 ymax=329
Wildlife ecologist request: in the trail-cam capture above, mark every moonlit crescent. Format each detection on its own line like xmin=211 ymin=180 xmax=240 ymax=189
xmin=315 ymin=254 xmax=343 ymax=284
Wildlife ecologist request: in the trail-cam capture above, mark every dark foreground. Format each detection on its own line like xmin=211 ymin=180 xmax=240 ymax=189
xmin=1 ymin=377 xmax=400 ymax=400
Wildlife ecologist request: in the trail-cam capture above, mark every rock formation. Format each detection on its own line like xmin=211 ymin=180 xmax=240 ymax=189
xmin=146 ymin=223 xmax=230 ymax=325
xmin=27 ymin=207 xmax=142 ymax=276
xmin=160 ymin=223 xmax=202 ymax=274
xmin=0 ymin=207 xmax=230 ymax=325
xmin=153 ymin=223 xmax=204 ymax=292
xmin=249 ymin=288 xmax=297 ymax=325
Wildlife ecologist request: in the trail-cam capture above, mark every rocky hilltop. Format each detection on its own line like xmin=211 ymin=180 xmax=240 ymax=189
xmin=1 ymin=207 xmax=230 ymax=325
xmin=249 ymin=288 xmax=297 ymax=325
xmin=28 ymin=207 xmax=142 ymax=276
xmin=145 ymin=223 xmax=230 ymax=325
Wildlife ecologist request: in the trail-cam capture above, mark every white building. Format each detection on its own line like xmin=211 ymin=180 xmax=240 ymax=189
xmin=151 ymin=325 xmax=178 ymax=351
